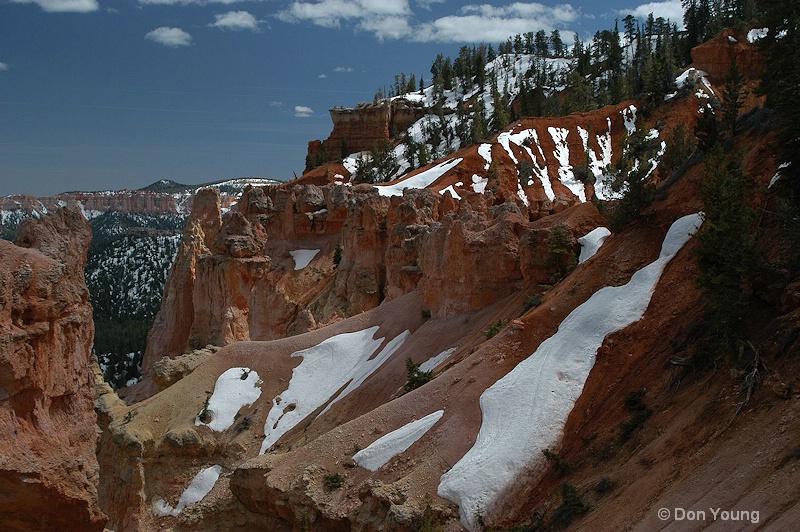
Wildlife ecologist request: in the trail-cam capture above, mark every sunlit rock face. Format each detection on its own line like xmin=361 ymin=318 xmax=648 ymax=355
xmin=0 ymin=207 xmax=106 ymax=531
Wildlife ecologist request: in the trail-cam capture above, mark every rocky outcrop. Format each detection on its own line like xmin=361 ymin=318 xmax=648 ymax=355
xmin=691 ymin=28 xmax=764 ymax=80
xmin=0 ymin=208 xmax=105 ymax=531
xmin=307 ymin=98 xmax=426 ymax=169
xmin=141 ymin=188 xmax=222 ymax=380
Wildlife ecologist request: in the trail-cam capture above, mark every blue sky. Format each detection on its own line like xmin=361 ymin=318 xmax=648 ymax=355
xmin=0 ymin=0 xmax=683 ymax=196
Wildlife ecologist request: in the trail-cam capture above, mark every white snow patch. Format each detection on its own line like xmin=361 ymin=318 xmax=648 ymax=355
xmin=471 ymin=175 xmax=488 ymax=194
xmin=343 ymin=152 xmax=366 ymax=175
xmin=289 ymin=249 xmax=320 ymax=270
xmin=260 ymin=327 xmax=408 ymax=454
xmin=354 ymin=410 xmax=444 ymax=471
xmin=376 ymin=158 xmax=462 ymax=197
xmin=478 ymin=143 xmax=493 ymax=170
xmin=497 ymin=131 xmax=519 ymax=165
xmin=548 ymin=127 xmax=586 ymax=202
xmin=747 ymin=28 xmax=768 ymax=43
xmin=317 ymin=330 xmax=410 ymax=417
xmin=728 ymin=35 xmax=738 ymax=43
xmin=577 ymin=120 xmax=616 ymax=200
xmin=517 ymin=181 xmax=530 ymax=207
xmin=525 ymin=130 xmax=555 ymax=201
xmin=438 ymin=213 xmax=704 ymax=531
xmin=440 ymin=184 xmax=462 ymax=200
xmin=577 ymin=227 xmax=611 ymax=264
xmin=769 ymin=162 xmax=790 ymax=188
xmin=153 ymin=465 xmax=222 ymax=517
xmin=621 ymin=104 xmax=638 ymax=135
xmin=420 ymin=347 xmax=458 ymax=373
xmin=195 ymin=368 xmax=262 ymax=432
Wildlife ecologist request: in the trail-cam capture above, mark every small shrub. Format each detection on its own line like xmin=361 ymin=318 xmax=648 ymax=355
xmin=542 ymin=448 xmax=572 ymax=475
xmin=551 ymin=483 xmax=589 ymax=528
xmin=594 ymin=477 xmax=615 ymax=495
xmin=420 ymin=494 xmax=443 ymax=532
xmin=421 ymin=308 xmax=432 ymax=320
xmin=546 ymin=226 xmax=577 ymax=282
xmin=333 ymin=244 xmax=343 ymax=267
xmin=619 ymin=390 xmax=653 ymax=442
xmin=521 ymin=294 xmax=542 ymax=314
xmin=404 ymin=357 xmax=433 ymax=393
xmin=234 ymin=416 xmax=252 ymax=433
xmin=324 ymin=472 xmax=344 ymax=491
xmin=122 ymin=410 xmax=136 ymax=425
xmin=624 ymin=390 xmax=647 ymax=412
xmin=484 ymin=319 xmax=505 ymax=339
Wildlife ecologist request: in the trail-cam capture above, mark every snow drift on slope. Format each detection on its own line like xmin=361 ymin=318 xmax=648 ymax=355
xmin=153 ymin=465 xmax=222 ymax=517
xmin=195 ymin=367 xmax=262 ymax=432
xmin=260 ymin=327 xmax=408 ymax=454
xmin=375 ymin=158 xmax=463 ymax=197
xmin=438 ymin=213 xmax=704 ymax=530
xmin=354 ymin=410 xmax=444 ymax=471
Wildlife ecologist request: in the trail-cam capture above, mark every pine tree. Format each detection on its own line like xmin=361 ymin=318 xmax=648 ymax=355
xmin=608 ymin=129 xmax=662 ymax=231
xmin=757 ymin=0 xmax=800 ymax=187
xmin=721 ymin=56 xmax=747 ymax=135
xmin=490 ymin=88 xmax=511 ymax=132
xmin=551 ymin=30 xmax=564 ymax=57
xmin=695 ymin=105 xmax=720 ymax=153
xmin=693 ymin=146 xmax=757 ymax=358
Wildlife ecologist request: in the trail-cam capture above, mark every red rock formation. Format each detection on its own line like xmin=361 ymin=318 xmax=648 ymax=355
xmin=140 ymin=188 xmax=222 ymax=382
xmin=691 ymin=28 xmax=764 ymax=81
xmin=0 ymin=208 xmax=105 ymax=531
xmin=306 ymin=98 xmax=426 ymax=169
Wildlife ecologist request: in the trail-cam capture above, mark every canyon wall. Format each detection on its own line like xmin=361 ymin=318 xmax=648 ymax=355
xmin=0 ymin=208 xmax=105 ymax=531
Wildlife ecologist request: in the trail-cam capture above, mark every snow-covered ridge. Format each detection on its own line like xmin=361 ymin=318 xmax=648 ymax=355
xmin=376 ymin=158 xmax=463 ymax=197
xmin=438 ymin=213 xmax=704 ymax=531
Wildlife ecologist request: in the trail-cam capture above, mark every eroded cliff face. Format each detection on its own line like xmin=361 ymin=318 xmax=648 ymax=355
xmin=138 ymin=102 xmax=644 ymax=392
xmin=0 ymin=208 xmax=105 ymax=531
xmin=97 ymin=37 xmax=800 ymax=530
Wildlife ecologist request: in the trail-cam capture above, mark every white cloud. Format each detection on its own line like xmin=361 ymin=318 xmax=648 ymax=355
xmin=139 ymin=0 xmax=254 ymax=4
xmin=358 ymin=15 xmax=412 ymax=41
xmin=0 ymin=62 xmax=9 ymax=72
xmin=333 ymin=66 xmax=354 ymax=72
xmin=210 ymin=10 xmax=262 ymax=31
xmin=270 ymin=101 xmax=284 ymax=108
xmin=318 ymin=73 xmax=328 ymax=78
xmin=620 ymin=0 xmax=685 ymax=27
xmin=278 ymin=0 xmax=412 ymax=34
xmin=416 ymin=0 xmax=444 ymax=9
xmin=10 ymin=0 xmax=99 ymax=12
xmin=294 ymin=105 xmax=314 ymax=118
xmin=277 ymin=1 xmax=581 ymax=43
xmin=145 ymin=27 xmax=193 ymax=47
xmin=413 ymin=3 xmax=579 ymax=43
